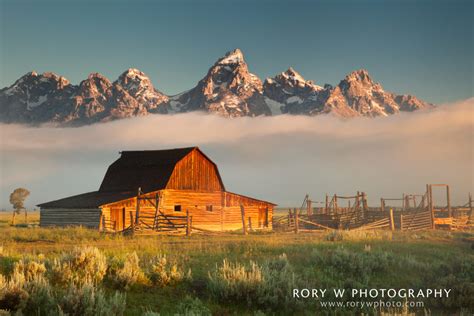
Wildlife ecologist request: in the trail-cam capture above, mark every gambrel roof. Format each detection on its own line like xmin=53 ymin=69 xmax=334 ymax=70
xmin=38 ymin=147 xmax=226 ymax=208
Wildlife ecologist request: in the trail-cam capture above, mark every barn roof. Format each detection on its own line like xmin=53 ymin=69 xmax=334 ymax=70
xmin=37 ymin=191 xmax=136 ymax=209
xmin=39 ymin=147 xmax=222 ymax=208
xmin=99 ymin=147 xmax=197 ymax=193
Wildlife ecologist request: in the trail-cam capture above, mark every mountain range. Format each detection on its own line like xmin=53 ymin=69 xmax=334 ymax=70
xmin=0 ymin=49 xmax=433 ymax=126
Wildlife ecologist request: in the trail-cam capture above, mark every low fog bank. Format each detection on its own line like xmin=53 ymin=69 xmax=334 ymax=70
xmin=1 ymin=98 xmax=473 ymax=209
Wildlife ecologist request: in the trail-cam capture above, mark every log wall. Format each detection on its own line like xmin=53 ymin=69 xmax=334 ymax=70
xmin=101 ymin=189 xmax=274 ymax=232
xmin=40 ymin=208 xmax=101 ymax=228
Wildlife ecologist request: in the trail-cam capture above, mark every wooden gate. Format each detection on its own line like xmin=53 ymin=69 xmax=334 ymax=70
xmin=400 ymin=210 xmax=433 ymax=231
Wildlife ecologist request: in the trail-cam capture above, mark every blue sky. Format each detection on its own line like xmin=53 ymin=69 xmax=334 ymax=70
xmin=1 ymin=0 xmax=472 ymax=104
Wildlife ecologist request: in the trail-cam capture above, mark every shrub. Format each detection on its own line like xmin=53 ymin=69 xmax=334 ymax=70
xmin=21 ymin=277 xmax=57 ymax=316
xmin=314 ymin=247 xmax=394 ymax=286
xmin=57 ymin=283 xmax=126 ymax=316
xmin=424 ymin=258 xmax=474 ymax=310
xmin=49 ymin=246 xmax=107 ymax=287
xmin=0 ymin=269 xmax=28 ymax=312
xmin=176 ymin=296 xmax=211 ymax=316
xmin=255 ymin=254 xmax=298 ymax=310
xmin=148 ymin=254 xmax=188 ymax=287
xmin=13 ymin=259 xmax=46 ymax=282
xmin=208 ymin=254 xmax=299 ymax=311
xmin=208 ymin=259 xmax=263 ymax=303
xmin=109 ymin=252 xmax=146 ymax=290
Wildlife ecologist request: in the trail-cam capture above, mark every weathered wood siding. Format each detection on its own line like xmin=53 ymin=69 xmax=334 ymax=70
xmin=40 ymin=208 xmax=101 ymax=228
xmin=101 ymin=202 xmax=137 ymax=231
xmin=224 ymin=192 xmax=273 ymax=230
xmin=159 ymin=190 xmax=273 ymax=231
xmin=166 ymin=149 xmax=224 ymax=191
xmin=160 ymin=189 xmax=223 ymax=230
xmin=100 ymin=189 xmax=274 ymax=232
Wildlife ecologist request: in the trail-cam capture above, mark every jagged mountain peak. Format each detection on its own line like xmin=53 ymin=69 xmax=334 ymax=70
xmin=118 ymin=68 xmax=151 ymax=82
xmin=343 ymin=69 xmax=374 ymax=86
xmin=281 ymin=67 xmax=305 ymax=82
xmin=12 ymin=71 xmax=69 ymax=86
xmin=115 ymin=67 xmax=168 ymax=112
xmin=217 ymin=48 xmax=245 ymax=65
xmin=171 ymin=48 xmax=269 ymax=117
xmin=86 ymin=72 xmax=110 ymax=82
xmin=116 ymin=68 xmax=153 ymax=92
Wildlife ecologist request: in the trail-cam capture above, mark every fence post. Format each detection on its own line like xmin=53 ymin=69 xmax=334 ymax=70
xmin=362 ymin=192 xmax=368 ymax=211
xmin=307 ymin=199 xmax=312 ymax=216
xmin=446 ymin=185 xmax=452 ymax=217
xmin=294 ymin=208 xmax=299 ymax=234
xmin=381 ymin=199 xmax=385 ymax=212
xmin=389 ymin=208 xmax=395 ymax=231
xmin=400 ymin=213 xmax=403 ymax=231
xmin=102 ymin=215 xmax=106 ymax=232
xmin=429 ymin=185 xmax=435 ymax=229
xmin=240 ymin=204 xmax=247 ymax=235
xmin=469 ymin=193 xmax=473 ymax=220
xmin=325 ymin=194 xmax=329 ymax=214
xmin=288 ymin=209 xmax=292 ymax=227
xmin=186 ymin=209 xmax=191 ymax=236
xmin=25 ymin=210 xmax=28 ymax=226
xmin=135 ymin=187 xmax=141 ymax=226
xmin=11 ymin=211 xmax=16 ymax=226
xmin=99 ymin=213 xmax=103 ymax=232
xmin=130 ymin=211 xmax=135 ymax=233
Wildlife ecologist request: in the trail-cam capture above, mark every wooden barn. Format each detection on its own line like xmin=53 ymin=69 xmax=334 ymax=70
xmin=38 ymin=147 xmax=275 ymax=233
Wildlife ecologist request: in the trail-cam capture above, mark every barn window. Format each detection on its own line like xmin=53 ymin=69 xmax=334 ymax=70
xmin=206 ymin=205 xmax=213 ymax=212
xmin=174 ymin=205 xmax=182 ymax=212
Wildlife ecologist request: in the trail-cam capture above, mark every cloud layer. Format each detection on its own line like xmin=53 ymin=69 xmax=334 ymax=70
xmin=1 ymin=98 xmax=473 ymax=209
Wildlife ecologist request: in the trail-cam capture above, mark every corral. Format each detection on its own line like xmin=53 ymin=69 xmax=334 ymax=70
xmin=273 ymin=185 xmax=473 ymax=233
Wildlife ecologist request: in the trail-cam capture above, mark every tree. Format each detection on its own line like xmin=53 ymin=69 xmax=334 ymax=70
xmin=9 ymin=188 xmax=30 ymax=214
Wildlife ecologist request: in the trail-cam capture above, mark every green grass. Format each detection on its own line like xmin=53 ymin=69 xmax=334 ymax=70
xmin=0 ymin=213 xmax=473 ymax=315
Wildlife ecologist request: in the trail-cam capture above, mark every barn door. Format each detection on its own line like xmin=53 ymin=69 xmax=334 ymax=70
xmin=258 ymin=207 xmax=267 ymax=228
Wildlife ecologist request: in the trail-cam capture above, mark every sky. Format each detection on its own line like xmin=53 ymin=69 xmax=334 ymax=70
xmin=0 ymin=0 xmax=473 ymax=104
xmin=1 ymin=99 xmax=473 ymax=209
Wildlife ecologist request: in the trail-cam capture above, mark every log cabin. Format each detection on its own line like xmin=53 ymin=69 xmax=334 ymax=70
xmin=38 ymin=147 xmax=275 ymax=233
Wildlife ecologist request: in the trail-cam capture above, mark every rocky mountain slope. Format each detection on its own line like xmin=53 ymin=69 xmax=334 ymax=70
xmin=0 ymin=49 xmax=433 ymax=126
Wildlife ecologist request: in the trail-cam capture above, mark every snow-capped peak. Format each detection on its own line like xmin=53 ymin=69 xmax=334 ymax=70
xmin=281 ymin=67 xmax=306 ymax=83
xmin=115 ymin=68 xmax=168 ymax=109
xmin=120 ymin=68 xmax=149 ymax=80
xmin=218 ymin=48 xmax=245 ymax=65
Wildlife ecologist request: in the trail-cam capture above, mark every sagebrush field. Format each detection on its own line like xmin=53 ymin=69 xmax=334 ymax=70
xmin=0 ymin=212 xmax=473 ymax=315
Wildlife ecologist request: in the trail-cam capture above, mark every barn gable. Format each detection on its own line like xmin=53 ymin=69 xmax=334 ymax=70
xmin=166 ymin=148 xmax=224 ymax=191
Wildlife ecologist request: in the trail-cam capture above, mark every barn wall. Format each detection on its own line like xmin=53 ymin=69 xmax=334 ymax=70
xmin=224 ymin=192 xmax=273 ymax=229
xmin=40 ymin=208 xmax=101 ymax=228
xmin=101 ymin=200 xmax=138 ymax=231
xmin=160 ymin=190 xmax=273 ymax=231
xmin=100 ymin=189 xmax=274 ymax=232
xmin=166 ymin=149 xmax=224 ymax=191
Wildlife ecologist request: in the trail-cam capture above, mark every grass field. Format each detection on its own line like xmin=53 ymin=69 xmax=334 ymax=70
xmin=0 ymin=212 xmax=473 ymax=315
